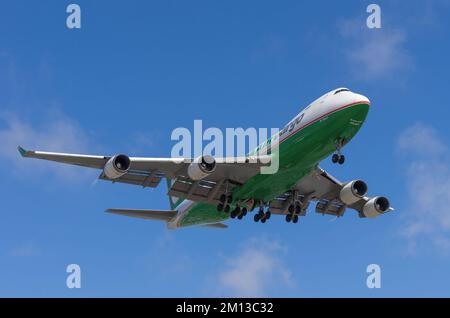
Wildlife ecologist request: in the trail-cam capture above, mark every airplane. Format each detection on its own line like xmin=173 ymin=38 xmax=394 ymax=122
xmin=18 ymin=87 xmax=393 ymax=229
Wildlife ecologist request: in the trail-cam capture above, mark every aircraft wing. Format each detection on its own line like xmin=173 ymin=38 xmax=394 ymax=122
xmin=18 ymin=146 xmax=270 ymax=204
xmin=268 ymin=166 xmax=394 ymax=218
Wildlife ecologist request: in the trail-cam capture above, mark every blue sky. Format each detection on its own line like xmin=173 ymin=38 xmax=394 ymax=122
xmin=1 ymin=0 xmax=450 ymax=297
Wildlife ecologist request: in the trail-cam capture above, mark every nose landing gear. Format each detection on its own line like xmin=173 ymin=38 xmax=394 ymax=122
xmin=332 ymin=153 xmax=345 ymax=164
xmin=331 ymin=138 xmax=345 ymax=165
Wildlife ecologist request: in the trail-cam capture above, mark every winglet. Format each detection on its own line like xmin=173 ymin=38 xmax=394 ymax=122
xmin=17 ymin=146 xmax=30 ymax=157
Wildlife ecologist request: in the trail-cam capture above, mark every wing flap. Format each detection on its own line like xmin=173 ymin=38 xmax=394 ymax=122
xmin=98 ymin=171 xmax=163 ymax=188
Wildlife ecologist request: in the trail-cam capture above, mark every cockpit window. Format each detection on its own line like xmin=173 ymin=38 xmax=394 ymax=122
xmin=334 ymin=88 xmax=350 ymax=95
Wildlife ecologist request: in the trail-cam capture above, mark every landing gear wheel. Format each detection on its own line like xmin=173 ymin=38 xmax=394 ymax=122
xmin=293 ymin=215 xmax=299 ymax=223
xmin=332 ymin=153 xmax=339 ymax=163
xmin=288 ymin=205 xmax=294 ymax=213
xmin=232 ymin=207 xmax=241 ymax=219
xmin=224 ymin=205 xmax=230 ymax=213
xmin=338 ymin=155 xmax=345 ymax=165
xmin=242 ymin=207 xmax=248 ymax=216
xmin=286 ymin=214 xmax=292 ymax=223
xmin=217 ymin=204 xmax=224 ymax=212
xmin=295 ymin=204 xmax=301 ymax=214
xmin=265 ymin=211 xmax=271 ymax=220
xmin=219 ymin=194 xmax=226 ymax=203
xmin=254 ymin=213 xmax=261 ymax=222
xmin=261 ymin=217 xmax=266 ymax=223
xmin=237 ymin=214 xmax=243 ymax=220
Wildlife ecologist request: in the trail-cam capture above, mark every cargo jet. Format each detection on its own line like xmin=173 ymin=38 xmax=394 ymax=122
xmin=18 ymin=88 xmax=393 ymax=229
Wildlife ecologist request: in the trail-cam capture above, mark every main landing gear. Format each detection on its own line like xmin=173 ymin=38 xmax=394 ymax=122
xmin=217 ymin=194 xmax=251 ymax=220
xmin=219 ymin=197 xmax=272 ymax=223
xmin=217 ymin=193 xmax=233 ymax=213
xmin=231 ymin=206 xmax=248 ymax=220
xmin=285 ymin=201 xmax=301 ymax=223
xmin=331 ymin=138 xmax=345 ymax=165
xmin=285 ymin=191 xmax=310 ymax=224
xmin=231 ymin=200 xmax=269 ymax=222
xmin=285 ymin=213 xmax=299 ymax=223
xmin=253 ymin=203 xmax=271 ymax=223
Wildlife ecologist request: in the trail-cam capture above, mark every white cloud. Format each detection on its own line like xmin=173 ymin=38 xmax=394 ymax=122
xmin=8 ymin=243 xmax=41 ymax=257
xmin=213 ymin=238 xmax=295 ymax=297
xmin=0 ymin=111 xmax=92 ymax=179
xmin=124 ymin=130 xmax=161 ymax=156
xmin=337 ymin=17 xmax=412 ymax=80
xmin=397 ymin=123 xmax=450 ymax=253
xmin=397 ymin=123 xmax=447 ymax=157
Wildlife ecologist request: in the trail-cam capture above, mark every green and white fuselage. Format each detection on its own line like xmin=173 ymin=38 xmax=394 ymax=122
xmin=167 ymin=88 xmax=371 ymax=229
xmin=19 ymin=87 xmax=386 ymax=228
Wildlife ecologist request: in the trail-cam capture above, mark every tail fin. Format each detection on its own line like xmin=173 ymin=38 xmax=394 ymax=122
xmin=166 ymin=178 xmax=184 ymax=210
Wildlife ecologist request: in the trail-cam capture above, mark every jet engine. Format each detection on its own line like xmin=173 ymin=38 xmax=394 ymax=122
xmin=103 ymin=154 xmax=131 ymax=179
xmin=339 ymin=180 xmax=368 ymax=205
xmin=187 ymin=155 xmax=216 ymax=180
xmin=362 ymin=196 xmax=391 ymax=218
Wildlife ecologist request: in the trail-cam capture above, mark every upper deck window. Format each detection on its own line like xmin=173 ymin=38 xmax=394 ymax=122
xmin=334 ymin=88 xmax=350 ymax=95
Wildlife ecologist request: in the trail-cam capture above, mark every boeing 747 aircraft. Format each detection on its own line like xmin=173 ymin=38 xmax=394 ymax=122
xmin=18 ymin=88 xmax=393 ymax=229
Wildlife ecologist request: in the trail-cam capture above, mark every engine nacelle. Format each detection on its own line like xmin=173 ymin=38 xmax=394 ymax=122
xmin=362 ymin=196 xmax=391 ymax=218
xmin=187 ymin=155 xmax=216 ymax=180
xmin=339 ymin=180 xmax=368 ymax=205
xmin=103 ymin=154 xmax=131 ymax=179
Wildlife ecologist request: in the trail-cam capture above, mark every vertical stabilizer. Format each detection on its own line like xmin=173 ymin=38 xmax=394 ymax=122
xmin=166 ymin=178 xmax=184 ymax=210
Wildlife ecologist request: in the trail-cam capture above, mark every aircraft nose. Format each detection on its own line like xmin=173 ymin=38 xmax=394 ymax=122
xmin=353 ymin=93 xmax=371 ymax=105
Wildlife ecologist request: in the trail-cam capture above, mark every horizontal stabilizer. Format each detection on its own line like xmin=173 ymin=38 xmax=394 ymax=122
xmin=201 ymin=222 xmax=228 ymax=229
xmin=106 ymin=208 xmax=177 ymax=221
